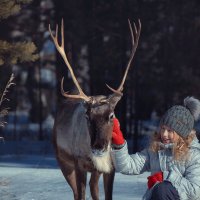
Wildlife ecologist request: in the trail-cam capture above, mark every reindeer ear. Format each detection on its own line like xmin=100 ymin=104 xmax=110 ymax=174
xmin=108 ymin=94 xmax=122 ymax=109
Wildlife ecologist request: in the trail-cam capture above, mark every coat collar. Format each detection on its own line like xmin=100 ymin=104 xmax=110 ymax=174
xmin=157 ymin=142 xmax=174 ymax=149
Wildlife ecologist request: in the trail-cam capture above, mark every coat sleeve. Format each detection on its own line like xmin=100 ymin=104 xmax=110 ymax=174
xmin=111 ymin=141 xmax=150 ymax=175
xmin=166 ymin=149 xmax=200 ymax=199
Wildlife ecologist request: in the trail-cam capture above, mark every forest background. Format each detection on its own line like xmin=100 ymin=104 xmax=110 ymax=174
xmin=1 ymin=0 xmax=200 ymax=152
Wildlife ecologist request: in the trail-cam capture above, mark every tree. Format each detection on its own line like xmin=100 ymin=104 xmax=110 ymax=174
xmin=0 ymin=73 xmax=15 ymax=127
xmin=0 ymin=0 xmax=38 ymax=66
xmin=0 ymin=0 xmax=38 ymax=130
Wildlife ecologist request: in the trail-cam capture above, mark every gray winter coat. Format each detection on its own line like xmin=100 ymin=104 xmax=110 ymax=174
xmin=111 ymin=137 xmax=200 ymax=200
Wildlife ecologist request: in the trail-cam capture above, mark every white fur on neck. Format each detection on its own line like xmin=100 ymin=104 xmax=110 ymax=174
xmin=90 ymin=144 xmax=112 ymax=173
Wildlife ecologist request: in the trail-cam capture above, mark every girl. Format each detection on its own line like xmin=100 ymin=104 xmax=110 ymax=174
xmin=111 ymin=96 xmax=200 ymax=200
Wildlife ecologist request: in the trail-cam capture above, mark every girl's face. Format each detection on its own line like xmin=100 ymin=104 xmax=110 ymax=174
xmin=160 ymin=125 xmax=180 ymax=144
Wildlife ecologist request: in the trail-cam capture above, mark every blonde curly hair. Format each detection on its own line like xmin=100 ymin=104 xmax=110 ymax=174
xmin=149 ymin=130 xmax=196 ymax=161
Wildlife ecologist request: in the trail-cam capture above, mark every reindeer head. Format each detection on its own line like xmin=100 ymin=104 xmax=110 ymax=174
xmin=83 ymin=94 xmax=121 ymax=156
xmin=49 ymin=19 xmax=141 ymax=157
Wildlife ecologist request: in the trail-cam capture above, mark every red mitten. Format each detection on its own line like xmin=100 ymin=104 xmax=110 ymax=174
xmin=112 ymin=118 xmax=125 ymax=145
xmin=147 ymin=171 xmax=163 ymax=189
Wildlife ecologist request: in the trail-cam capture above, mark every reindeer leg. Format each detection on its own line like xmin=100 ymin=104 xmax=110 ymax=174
xmin=57 ymin=157 xmax=79 ymax=200
xmin=89 ymin=171 xmax=101 ymax=200
xmin=75 ymin=164 xmax=87 ymax=200
xmin=103 ymin=169 xmax=115 ymax=200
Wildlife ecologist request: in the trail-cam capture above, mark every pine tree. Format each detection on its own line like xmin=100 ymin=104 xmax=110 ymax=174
xmin=0 ymin=0 xmax=38 ymax=128
xmin=0 ymin=0 xmax=38 ymax=66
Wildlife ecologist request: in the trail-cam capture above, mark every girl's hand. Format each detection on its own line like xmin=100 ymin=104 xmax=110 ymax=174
xmin=112 ymin=118 xmax=125 ymax=145
xmin=147 ymin=171 xmax=163 ymax=189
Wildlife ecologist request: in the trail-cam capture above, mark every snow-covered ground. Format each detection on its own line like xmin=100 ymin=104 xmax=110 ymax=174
xmin=0 ymin=155 xmax=149 ymax=200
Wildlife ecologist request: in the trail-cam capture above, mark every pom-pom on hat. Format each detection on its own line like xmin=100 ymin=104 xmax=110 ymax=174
xmin=160 ymin=96 xmax=200 ymax=138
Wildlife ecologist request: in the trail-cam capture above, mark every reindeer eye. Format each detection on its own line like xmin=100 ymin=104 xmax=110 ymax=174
xmin=109 ymin=112 xmax=114 ymax=120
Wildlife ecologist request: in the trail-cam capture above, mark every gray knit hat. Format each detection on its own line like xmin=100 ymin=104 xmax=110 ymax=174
xmin=160 ymin=96 xmax=200 ymax=138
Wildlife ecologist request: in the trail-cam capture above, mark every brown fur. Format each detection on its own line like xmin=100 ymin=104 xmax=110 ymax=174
xmin=53 ymin=96 xmax=121 ymax=200
xmin=49 ymin=19 xmax=141 ymax=200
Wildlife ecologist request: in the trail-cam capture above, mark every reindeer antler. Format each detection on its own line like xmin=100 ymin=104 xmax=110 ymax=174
xmin=106 ymin=19 xmax=141 ymax=95
xmin=49 ymin=19 xmax=91 ymax=102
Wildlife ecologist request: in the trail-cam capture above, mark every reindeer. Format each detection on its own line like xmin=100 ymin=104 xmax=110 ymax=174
xmin=49 ymin=19 xmax=141 ymax=200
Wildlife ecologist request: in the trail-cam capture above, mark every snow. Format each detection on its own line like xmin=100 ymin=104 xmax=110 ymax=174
xmin=0 ymin=155 xmax=149 ymax=200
